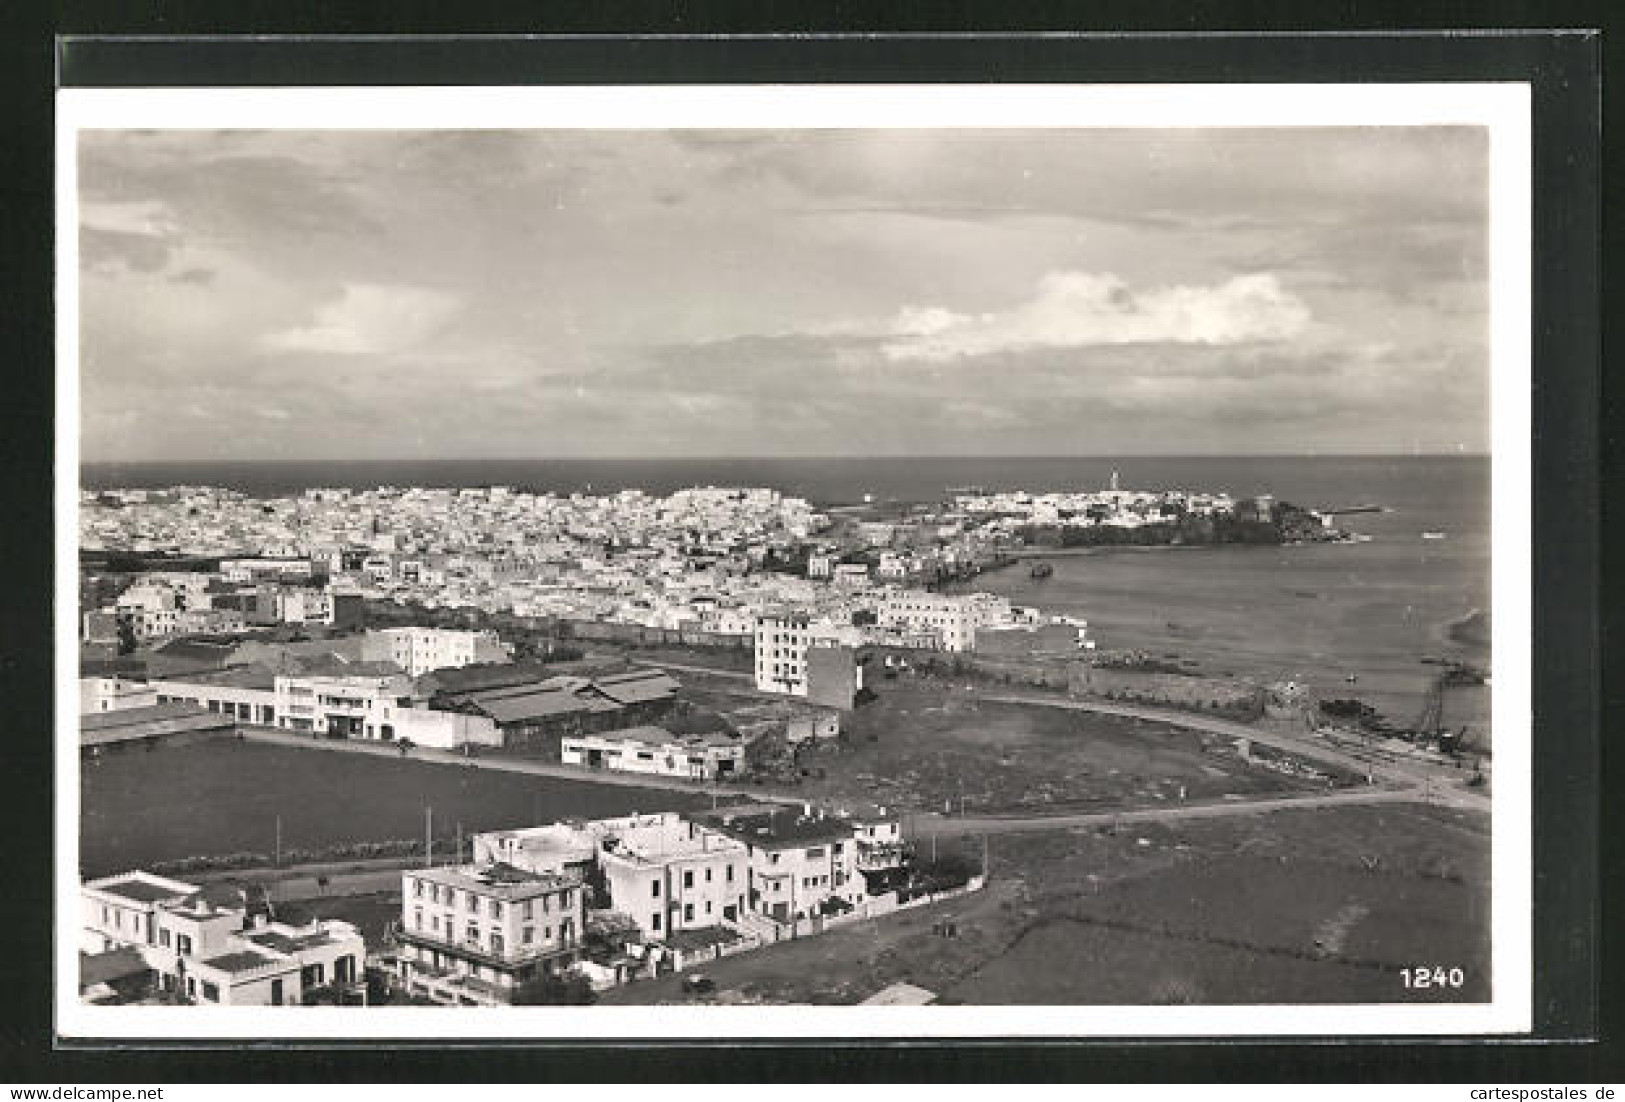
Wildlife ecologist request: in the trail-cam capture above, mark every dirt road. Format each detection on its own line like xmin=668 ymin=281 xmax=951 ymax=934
xmin=979 ymin=692 xmax=1489 ymax=814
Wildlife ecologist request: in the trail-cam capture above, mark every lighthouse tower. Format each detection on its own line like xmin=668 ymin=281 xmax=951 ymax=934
xmin=1109 ymin=469 xmax=1120 ymax=492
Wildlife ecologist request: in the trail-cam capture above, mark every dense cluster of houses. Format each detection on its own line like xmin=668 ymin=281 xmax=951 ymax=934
xmin=78 ymin=800 xmax=947 ymax=1009
xmin=80 ymin=484 xmax=1091 ymax=664
xmin=392 ymin=801 xmax=915 ymax=1006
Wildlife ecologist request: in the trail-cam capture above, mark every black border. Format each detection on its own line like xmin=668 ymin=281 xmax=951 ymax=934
xmin=3 ymin=21 xmax=1610 ymax=1084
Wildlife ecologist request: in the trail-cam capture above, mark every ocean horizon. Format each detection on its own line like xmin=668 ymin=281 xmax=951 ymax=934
xmin=81 ymin=454 xmax=1489 ymax=513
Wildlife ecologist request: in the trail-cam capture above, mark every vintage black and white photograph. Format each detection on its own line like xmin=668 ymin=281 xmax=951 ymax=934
xmin=56 ymin=84 xmax=1531 ymax=1038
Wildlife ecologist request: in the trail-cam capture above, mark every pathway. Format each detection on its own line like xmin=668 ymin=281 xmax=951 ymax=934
xmin=979 ymin=692 xmax=1489 ymax=813
xmin=233 ymin=724 xmax=795 ymax=805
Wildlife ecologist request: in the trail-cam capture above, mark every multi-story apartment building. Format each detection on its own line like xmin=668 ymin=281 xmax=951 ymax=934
xmin=752 ymin=612 xmax=867 ymax=699
xmin=696 ymin=805 xmax=873 ymax=925
xmin=360 ymin=627 xmax=513 ymax=678
xmin=396 ymin=863 xmax=585 ymax=1005
xmin=876 ymin=592 xmax=1006 ymax=652
xmin=597 ymin=817 xmax=748 ymax=942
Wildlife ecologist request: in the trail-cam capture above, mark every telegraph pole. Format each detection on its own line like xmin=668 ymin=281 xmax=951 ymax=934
xmin=425 ymin=806 xmax=433 ymax=868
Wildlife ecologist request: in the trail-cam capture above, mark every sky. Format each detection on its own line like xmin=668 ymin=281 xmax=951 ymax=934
xmin=76 ymin=126 xmax=1490 ymax=461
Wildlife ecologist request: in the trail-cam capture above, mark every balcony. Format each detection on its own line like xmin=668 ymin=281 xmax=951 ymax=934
xmin=397 ymin=927 xmax=576 ymax=970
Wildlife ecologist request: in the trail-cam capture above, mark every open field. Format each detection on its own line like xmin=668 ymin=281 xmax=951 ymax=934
xmin=704 ymin=683 xmax=1351 ymax=815
xmin=603 ymin=801 xmax=1489 ymax=1006
xmin=80 ymin=737 xmax=708 ymax=877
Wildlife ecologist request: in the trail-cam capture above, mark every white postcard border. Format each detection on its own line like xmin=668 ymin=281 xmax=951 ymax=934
xmin=55 ymin=81 xmax=1532 ymax=1040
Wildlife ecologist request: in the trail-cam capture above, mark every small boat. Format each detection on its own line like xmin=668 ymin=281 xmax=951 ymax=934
xmin=1345 ymin=674 xmax=1359 ymax=684
xmin=1421 ymin=531 xmax=1447 ymax=540
xmin=1029 ymin=561 xmax=1053 ymax=579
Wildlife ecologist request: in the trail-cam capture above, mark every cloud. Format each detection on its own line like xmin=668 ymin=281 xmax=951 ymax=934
xmin=881 ymin=272 xmax=1312 ymax=362
xmin=263 ymin=282 xmax=462 ymax=356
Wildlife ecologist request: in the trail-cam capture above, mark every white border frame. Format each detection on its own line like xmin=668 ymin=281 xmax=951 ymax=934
xmin=55 ymin=82 xmax=1532 ymax=1040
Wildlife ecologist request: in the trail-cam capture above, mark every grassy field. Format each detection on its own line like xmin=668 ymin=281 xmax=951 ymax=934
xmin=710 ymin=683 xmax=1347 ymax=814
xmin=80 ymin=738 xmax=709 ymax=877
xmin=602 ymin=802 xmax=1489 ymax=1006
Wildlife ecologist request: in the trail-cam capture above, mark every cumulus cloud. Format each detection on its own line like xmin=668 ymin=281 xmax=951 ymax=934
xmin=881 ymin=271 xmax=1312 ymax=362
xmin=263 ymin=282 xmax=462 ymax=356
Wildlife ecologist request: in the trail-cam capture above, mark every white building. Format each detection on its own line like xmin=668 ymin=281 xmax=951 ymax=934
xmin=79 ymin=676 xmax=158 ymax=715
xmin=81 ymin=870 xmax=363 ymax=1006
xmin=696 ymin=804 xmax=874 ymax=924
xmin=877 ymin=591 xmax=1011 ymax=652
xmin=752 ymin=612 xmax=864 ymax=697
xmin=220 ymin=558 xmax=314 ymax=584
xmin=361 ymin=627 xmax=513 ymax=678
xmin=397 ymin=863 xmax=585 ymax=1006
xmin=273 ymin=588 xmax=334 ymax=626
xmin=473 ymin=813 xmax=749 ymax=944
xmin=274 ymin=672 xmax=501 ymax=750
xmin=561 ymin=726 xmax=744 ymax=781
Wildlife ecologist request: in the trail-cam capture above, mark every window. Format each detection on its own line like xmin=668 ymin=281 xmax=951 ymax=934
xmin=683 ymin=870 xmax=694 ymax=889
xmin=726 ymin=865 xmax=734 ymax=883
xmin=159 ymin=928 xmax=171 ymax=947
xmin=414 ymin=908 xmax=423 ymax=931
xmin=652 ymin=913 xmax=662 ymax=932
xmin=413 ymin=879 xmax=423 ymax=899
xmin=466 ymin=891 xmax=478 ymax=910
xmin=705 ymin=900 xmax=713 ymax=915
xmin=202 ymin=981 xmax=219 ymax=1002
xmin=177 ymin=934 xmax=193 ymax=956
xmin=705 ymin=867 xmax=713 ymax=883
xmin=683 ymin=903 xmax=694 ymax=922
xmin=522 ymin=927 xmax=534 ymax=944
xmin=490 ymin=932 xmax=505 ymax=955
xmin=770 ymin=852 xmax=780 ymax=865
xmin=651 ymin=880 xmax=661 ymax=898
xmin=544 ymin=926 xmax=552 ymax=940
xmin=522 ymin=900 xmax=533 ymax=920
xmin=466 ymin=924 xmax=479 ymax=944
xmin=560 ymin=890 xmax=573 ymax=908
xmin=806 ymin=847 xmax=825 ymax=859
xmin=489 ymin=900 xmax=503 ymax=919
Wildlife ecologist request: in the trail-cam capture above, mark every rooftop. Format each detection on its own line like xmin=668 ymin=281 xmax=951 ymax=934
xmin=413 ymin=861 xmax=580 ymax=901
xmin=79 ymin=947 xmax=150 ymax=989
xmin=200 ymin=949 xmax=290 ymax=976
xmin=240 ymin=928 xmax=338 ymax=955
xmin=88 ymin=871 xmax=197 ymax=904
xmin=697 ymin=806 xmax=855 ymax=848
xmin=80 ymin=703 xmax=234 ymax=746
xmin=574 ymin=725 xmax=739 ymax=752
xmin=153 ymin=663 xmax=277 ymax=691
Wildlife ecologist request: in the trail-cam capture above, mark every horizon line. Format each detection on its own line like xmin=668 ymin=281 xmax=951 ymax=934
xmin=81 ymin=451 xmax=1493 ymax=464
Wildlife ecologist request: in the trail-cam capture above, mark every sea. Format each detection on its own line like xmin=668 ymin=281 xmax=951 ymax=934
xmin=81 ymin=455 xmax=1492 ymax=743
